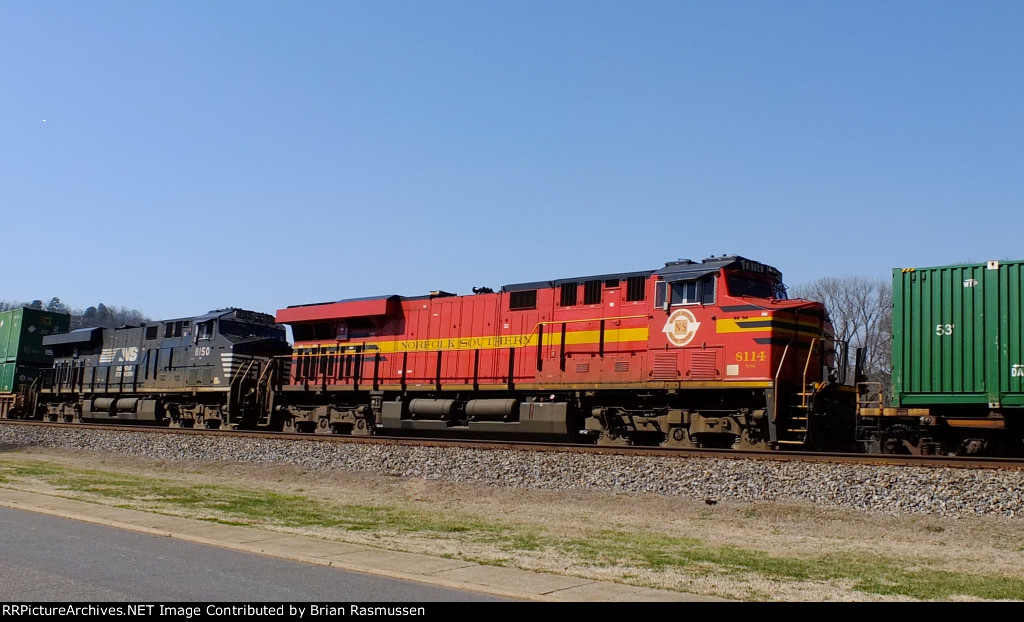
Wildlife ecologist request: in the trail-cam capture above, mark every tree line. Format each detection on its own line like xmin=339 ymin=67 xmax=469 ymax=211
xmin=791 ymin=276 xmax=892 ymax=394
xmin=0 ymin=297 xmax=149 ymax=330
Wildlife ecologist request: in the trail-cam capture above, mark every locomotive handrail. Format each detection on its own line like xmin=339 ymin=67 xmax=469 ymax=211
xmin=526 ymin=314 xmax=650 ymax=344
xmin=229 ymin=358 xmax=260 ymax=426
xmin=856 ymin=381 xmax=885 ymax=408
xmin=528 ymin=314 xmax=649 ymax=372
xmin=801 ymin=337 xmax=820 ymax=410
xmin=281 ymin=314 xmax=652 ymax=385
xmin=772 ymin=343 xmax=790 ymax=424
xmin=283 ymin=313 xmax=650 ymax=358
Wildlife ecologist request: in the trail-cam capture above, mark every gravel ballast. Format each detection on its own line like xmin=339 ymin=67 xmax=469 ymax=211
xmin=2 ymin=425 xmax=1022 ymax=519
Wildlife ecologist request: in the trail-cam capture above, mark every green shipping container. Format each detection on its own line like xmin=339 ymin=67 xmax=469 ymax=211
xmin=0 ymin=362 xmax=46 ymax=394
xmin=892 ymin=259 xmax=1024 ymax=410
xmin=0 ymin=308 xmax=71 ymax=365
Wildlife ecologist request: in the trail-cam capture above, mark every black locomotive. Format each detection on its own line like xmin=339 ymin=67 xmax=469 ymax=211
xmin=37 ymin=308 xmax=290 ymax=429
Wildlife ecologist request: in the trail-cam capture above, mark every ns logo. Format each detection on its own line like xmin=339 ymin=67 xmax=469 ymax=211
xmin=662 ymin=309 xmax=701 ymax=347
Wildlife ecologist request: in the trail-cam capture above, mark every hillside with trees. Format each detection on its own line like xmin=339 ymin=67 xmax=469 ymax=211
xmin=0 ymin=297 xmax=149 ymax=330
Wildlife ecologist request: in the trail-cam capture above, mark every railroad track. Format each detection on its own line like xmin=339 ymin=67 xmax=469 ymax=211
xmin=5 ymin=419 xmax=1024 ymax=471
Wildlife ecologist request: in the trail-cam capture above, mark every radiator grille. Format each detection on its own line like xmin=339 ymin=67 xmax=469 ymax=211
xmin=652 ymin=353 xmax=678 ymax=380
xmin=689 ymin=351 xmax=717 ymax=379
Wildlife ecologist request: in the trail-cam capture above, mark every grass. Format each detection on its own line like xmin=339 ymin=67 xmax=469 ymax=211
xmin=1 ymin=458 xmax=1022 ymax=601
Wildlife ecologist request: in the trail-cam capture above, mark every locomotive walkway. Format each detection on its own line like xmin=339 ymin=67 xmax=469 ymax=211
xmin=0 ymin=489 xmax=725 ymax=602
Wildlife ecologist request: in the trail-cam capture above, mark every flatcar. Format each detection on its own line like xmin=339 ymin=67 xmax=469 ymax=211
xmin=35 ymin=308 xmax=290 ymax=428
xmin=857 ymin=259 xmax=1024 ymax=456
xmin=271 ymin=255 xmax=857 ymax=450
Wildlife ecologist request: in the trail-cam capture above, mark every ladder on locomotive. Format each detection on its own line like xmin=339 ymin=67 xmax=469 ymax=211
xmin=252 ymin=359 xmax=281 ymax=428
xmin=228 ymin=358 xmax=276 ymax=428
xmin=774 ymin=339 xmax=825 ymax=448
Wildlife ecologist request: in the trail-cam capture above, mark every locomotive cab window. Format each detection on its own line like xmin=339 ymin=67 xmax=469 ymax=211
xmin=727 ymin=274 xmax=787 ymax=299
xmin=655 ymin=276 xmax=716 ymax=308
xmin=196 ymin=321 xmax=215 ymax=340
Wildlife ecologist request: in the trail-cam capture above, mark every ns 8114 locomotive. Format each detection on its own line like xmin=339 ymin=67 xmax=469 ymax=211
xmin=272 ymin=255 xmax=857 ymax=450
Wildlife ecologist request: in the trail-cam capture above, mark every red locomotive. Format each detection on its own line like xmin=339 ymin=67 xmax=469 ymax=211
xmin=272 ymin=255 xmax=856 ymax=449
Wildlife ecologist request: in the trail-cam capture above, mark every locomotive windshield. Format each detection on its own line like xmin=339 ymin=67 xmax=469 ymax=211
xmin=669 ymin=276 xmax=716 ymax=305
xmin=726 ymin=274 xmax=787 ymax=299
xmin=196 ymin=320 xmax=215 ymax=340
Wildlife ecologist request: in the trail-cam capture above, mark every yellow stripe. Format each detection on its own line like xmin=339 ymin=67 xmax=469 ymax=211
xmin=295 ymin=327 xmax=650 ymax=355
xmin=282 ymin=380 xmax=775 ymax=391
xmin=716 ymin=318 xmax=824 ymax=335
xmin=716 ymin=319 xmax=761 ymax=334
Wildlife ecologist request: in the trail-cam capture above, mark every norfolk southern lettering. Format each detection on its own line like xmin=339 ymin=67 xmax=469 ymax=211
xmin=397 ymin=335 xmax=532 ymax=352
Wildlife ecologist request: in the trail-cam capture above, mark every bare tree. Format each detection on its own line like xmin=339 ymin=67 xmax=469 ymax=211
xmin=791 ymin=276 xmax=892 ymax=389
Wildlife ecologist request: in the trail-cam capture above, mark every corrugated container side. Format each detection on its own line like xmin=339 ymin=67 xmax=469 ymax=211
xmin=0 ymin=309 xmax=17 ymax=361
xmin=893 ymin=260 xmax=1024 ymax=409
xmin=0 ymin=362 xmax=13 ymax=393
xmin=0 ymin=308 xmax=70 ymax=365
xmin=21 ymin=308 xmax=70 ymax=364
xmin=0 ymin=362 xmax=47 ymax=394
xmin=995 ymin=262 xmax=1024 ymax=406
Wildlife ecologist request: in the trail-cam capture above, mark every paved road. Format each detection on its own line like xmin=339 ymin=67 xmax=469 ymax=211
xmin=0 ymin=489 xmax=724 ymax=602
xmin=0 ymin=506 xmax=510 ymax=602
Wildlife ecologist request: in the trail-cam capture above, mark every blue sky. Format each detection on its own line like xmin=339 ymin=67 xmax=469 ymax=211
xmin=4 ymin=1 xmax=1022 ymax=321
